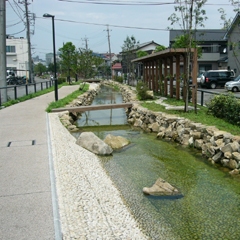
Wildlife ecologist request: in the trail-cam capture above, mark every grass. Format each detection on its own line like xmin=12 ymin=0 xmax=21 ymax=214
xmin=141 ymin=98 xmax=240 ymax=136
xmin=1 ymin=81 xmax=86 ymax=109
xmin=46 ymin=83 xmax=89 ymax=112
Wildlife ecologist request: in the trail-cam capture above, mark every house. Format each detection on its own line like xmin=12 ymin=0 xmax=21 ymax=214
xmin=169 ymin=29 xmax=228 ymax=73
xmin=121 ymin=40 xmax=161 ymax=77
xmin=111 ymin=62 xmax=122 ymax=78
xmin=224 ymin=12 xmax=240 ymax=76
xmin=6 ymin=35 xmax=29 ymax=77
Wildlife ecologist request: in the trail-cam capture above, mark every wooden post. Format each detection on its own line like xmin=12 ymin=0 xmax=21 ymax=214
xmin=164 ymin=58 xmax=168 ymax=96
xmin=169 ymin=57 xmax=173 ymax=98
xmin=152 ymin=60 xmax=155 ymax=91
xmin=155 ymin=59 xmax=159 ymax=94
xmin=192 ymin=48 xmax=198 ymax=111
xmin=176 ymin=54 xmax=180 ymax=100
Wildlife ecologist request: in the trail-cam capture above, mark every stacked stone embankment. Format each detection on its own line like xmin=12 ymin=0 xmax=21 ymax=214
xmin=61 ymin=80 xmax=240 ymax=175
xmin=126 ymin=103 xmax=240 ymax=175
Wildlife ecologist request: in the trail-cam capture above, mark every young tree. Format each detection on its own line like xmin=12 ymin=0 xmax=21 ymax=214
xmin=154 ymin=45 xmax=166 ymax=52
xmin=59 ymin=42 xmax=77 ymax=83
xmin=121 ymin=35 xmax=139 ymax=84
xmin=76 ymin=48 xmax=104 ymax=79
xmin=168 ymin=0 xmax=207 ymax=112
xmin=34 ymin=63 xmax=47 ymax=76
xmin=137 ymin=50 xmax=148 ymax=58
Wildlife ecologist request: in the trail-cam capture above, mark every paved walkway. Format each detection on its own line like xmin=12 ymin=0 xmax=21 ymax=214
xmin=0 ymin=85 xmax=79 ymax=240
xmin=0 ymin=85 xmax=148 ymax=240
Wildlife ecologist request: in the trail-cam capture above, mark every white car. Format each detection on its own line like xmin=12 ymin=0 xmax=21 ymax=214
xmin=197 ymin=73 xmax=203 ymax=86
xmin=225 ymin=75 xmax=240 ymax=92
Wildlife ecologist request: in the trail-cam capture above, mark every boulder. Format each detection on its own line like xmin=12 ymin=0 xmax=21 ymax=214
xmin=76 ymin=132 xmax=113 ymax=155
xmin=104 ymin=134 xmax=130 ymax=150
xmin=143 ymin=178 xmax=180 ymax=196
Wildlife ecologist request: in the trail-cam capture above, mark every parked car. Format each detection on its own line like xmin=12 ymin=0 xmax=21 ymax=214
xmin=225 ymin=75 xmax=240 ymax=92
xmin=197 ymin=73 xmax=203 ymax=86
xmin=200 ymin=70 xmax=235 ymax=89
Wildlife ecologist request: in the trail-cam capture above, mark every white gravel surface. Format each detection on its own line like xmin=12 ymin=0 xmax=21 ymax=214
xmin=48 ymin=113 xmax=148 ymax=240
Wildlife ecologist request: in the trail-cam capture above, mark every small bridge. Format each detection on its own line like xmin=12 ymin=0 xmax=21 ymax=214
xmin=51 ymin=103 xmax=133 ymax=113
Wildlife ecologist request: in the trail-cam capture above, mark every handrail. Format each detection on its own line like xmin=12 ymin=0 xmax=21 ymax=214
xmin=0 ymin=80 xmax=53 ymax=106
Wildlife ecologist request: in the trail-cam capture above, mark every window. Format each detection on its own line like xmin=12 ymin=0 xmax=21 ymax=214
xmin=6 ymin=46 xmax=16 ymax=53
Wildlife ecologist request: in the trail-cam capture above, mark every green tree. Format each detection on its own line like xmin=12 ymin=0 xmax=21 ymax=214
xmin=121 ymin=35 xmax=139 ymax=84
xmin=47 ymin=62 xmax=59 ymax=74
xmin=154 ymin=45 xmax=166 ymax=52
xmin=218 ymin=0 xmax=240 ymax=29
xmin=168 ymin=0 xmax=207 ymax=112
xmin=59 ymin=42 xmax=77 ymax=83
xmin=172 ymin=34 xmax=202 ymax=57
xmin=137 ymin=50 xmax=148 ymax=58
xmin=34 ymin=63 xmax=47 ymax=76
xmin=76 ymin=48 xmax=104 ymax=79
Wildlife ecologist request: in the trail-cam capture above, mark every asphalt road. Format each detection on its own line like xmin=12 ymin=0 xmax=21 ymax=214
xmin=2 ymin=78 xmax=240 ymax=106
xmin=4 ymin=77 xmax=52 ymax=102
xmin=196 ymin=86 xmax=240 ymax=106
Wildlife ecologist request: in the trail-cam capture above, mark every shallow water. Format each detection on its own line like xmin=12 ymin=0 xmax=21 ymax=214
xmin=73 ymin=85 xmax=240 ymax=239
xmin=73 ymin=127 xmax=240 ymax=239
xmin=76 ymin=85 xmax=127 ymax=127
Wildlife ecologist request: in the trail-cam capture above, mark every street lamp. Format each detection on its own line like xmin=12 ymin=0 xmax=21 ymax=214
xmin=43 ymin=13 xmax=58 ymax=101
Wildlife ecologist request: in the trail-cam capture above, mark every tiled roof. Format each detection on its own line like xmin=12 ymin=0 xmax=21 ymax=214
xmin=169 ymin=29 xmax=227 ymax=42
xmin=112 ymin=63 xmax=122 ymax=70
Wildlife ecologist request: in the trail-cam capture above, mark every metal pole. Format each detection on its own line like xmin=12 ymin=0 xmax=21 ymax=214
xmin=24 ymin=0 xmax=33 ymax=83
xmin=52 ymin=16 xmax=58 ymax=101
xmin=0 ymin=0 xmax=7 ymax=102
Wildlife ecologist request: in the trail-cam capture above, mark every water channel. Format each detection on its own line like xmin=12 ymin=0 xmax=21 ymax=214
xmin=72 ymin=85 xmax=240 ymax=239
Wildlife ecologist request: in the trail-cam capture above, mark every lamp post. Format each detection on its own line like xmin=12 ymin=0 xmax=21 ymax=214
xmin=43 ymin=13 xmax=58 ymax=101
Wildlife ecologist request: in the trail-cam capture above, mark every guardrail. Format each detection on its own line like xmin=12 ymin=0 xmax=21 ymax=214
xmin=197 ymin=89 xmax=240 ymax=106
xmin=0 ymin=80 xmax=53 ymax=106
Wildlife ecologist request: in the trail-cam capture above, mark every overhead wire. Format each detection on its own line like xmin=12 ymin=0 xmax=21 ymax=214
xmin=7 ymin=0 xmax=25 ymax=23
xmin=58 ymin=0 xmax=175 ymax=6
xmin=57 ymin=0 xmax=233 ymax=6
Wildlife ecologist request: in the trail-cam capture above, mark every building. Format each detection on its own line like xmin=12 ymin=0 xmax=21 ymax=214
xmin=224 ymin=12 xmax=240 ymax=76
xmin=6 ymin=35 xmax=30 ymax=77
xmin=169 ymin=29 xmax=228 ymax=73
xmin=121 ymin=40 xmax=161 ymax=77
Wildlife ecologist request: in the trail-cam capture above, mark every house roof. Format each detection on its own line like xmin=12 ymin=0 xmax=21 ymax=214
xmin=120 ymin=40 xmax=161 ymax=53
xmin=131 ymin=48 xmax=196 ymax=63
xmin=112 ymin=62 xmax=122 ymax=70
xmin=169 ymin=29 xmax=227 ymax=43
xmin=136 ymin=40 xmax=160 ymax=49
xmin=223 ymin=12 xmax=240 ymax=39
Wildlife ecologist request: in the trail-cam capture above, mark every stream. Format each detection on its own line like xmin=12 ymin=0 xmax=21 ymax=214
xmin=72 ymin=85 xmax=240 ymax=239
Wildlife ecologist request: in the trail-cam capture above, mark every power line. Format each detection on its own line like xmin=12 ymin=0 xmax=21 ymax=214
xmin=58 ymin=0 xmax=234 ymax=6
xmin=58 ymin=0 xmax=175 ymax=6
xmin=40 ymin=17 xmax=169 ymax=31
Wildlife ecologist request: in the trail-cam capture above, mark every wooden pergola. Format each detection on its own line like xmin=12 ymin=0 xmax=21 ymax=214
xmin=132 ymin=48 xmax=198 ymax=103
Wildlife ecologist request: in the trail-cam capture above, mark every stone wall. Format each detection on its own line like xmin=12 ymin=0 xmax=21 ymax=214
xmin=59 ymin=80 xmax=240 ymax=174
xmin=126 ymin=102 xmax=240 ymax=175
xmin=59 ymin=83 xmax=100 ymax=131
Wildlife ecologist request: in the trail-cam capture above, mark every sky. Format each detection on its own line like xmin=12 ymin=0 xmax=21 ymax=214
xmin=5 ymin=0 xmax=239 ymax=60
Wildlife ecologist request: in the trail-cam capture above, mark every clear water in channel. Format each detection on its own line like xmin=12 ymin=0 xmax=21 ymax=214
xmin=73 ymin=85 xmax=240 ymax=239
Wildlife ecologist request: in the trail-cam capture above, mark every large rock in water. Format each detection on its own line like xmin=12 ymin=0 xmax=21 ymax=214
xmin=76 ymin=132 xmax=113 ymax=155
xmin=143 ymin=178 xmax=180 ymax=196
xmin=104 ymin=134 xmax=130 ymax=150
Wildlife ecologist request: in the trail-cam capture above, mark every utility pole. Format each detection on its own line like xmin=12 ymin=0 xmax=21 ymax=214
xmin=24 ymin=0 xmax=33 ymax=83
xmin=0 ymin=0 xmax=7 ymax=103
xmin=106 ymin=25 xmax=112 ymax=79
xmin=82 ymin=36 xmax=88 ymax=50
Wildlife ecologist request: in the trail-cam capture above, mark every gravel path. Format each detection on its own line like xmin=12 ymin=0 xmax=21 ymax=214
xmin=48 ymin=113 xmax=148 ymax=239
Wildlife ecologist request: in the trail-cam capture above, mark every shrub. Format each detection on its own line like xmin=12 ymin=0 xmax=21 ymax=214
xmin=114 ymin=76 xmax=124 ymax=83
xmin=57 ymin=77 xmax=65 ymax=84
xmin=207 ymin=93 xmax=240 ymax=126
xmin=136 ymin=81 xmax=153 ymax=100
